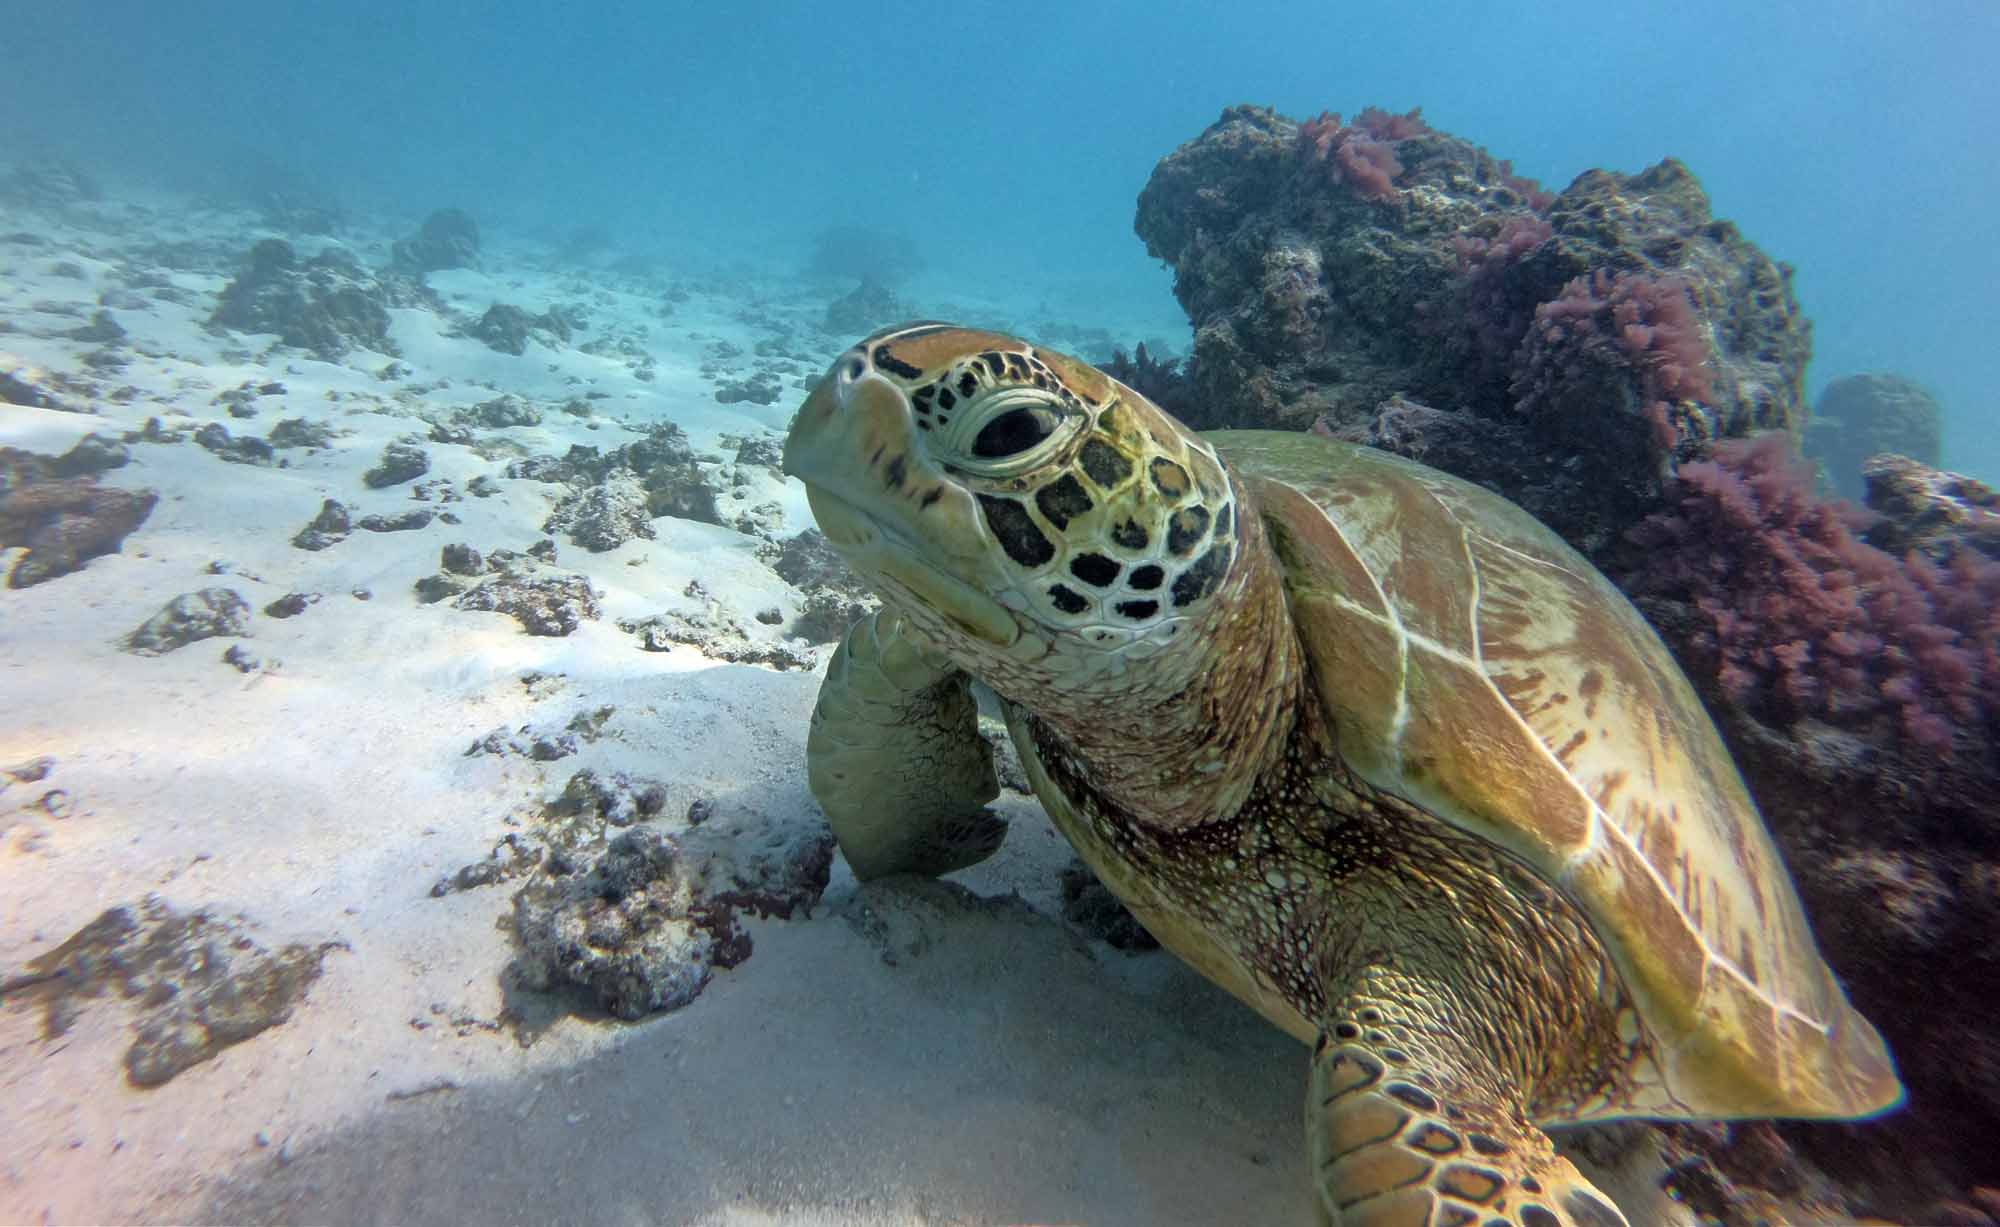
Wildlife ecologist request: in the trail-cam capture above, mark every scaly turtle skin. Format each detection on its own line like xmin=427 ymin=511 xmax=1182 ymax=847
xmin=783 ymin=322 xmax=1901 ymax=1227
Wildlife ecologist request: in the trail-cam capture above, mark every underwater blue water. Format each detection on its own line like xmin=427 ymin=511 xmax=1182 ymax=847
xmin=5 ymin=0 xmax=1996 ymax=476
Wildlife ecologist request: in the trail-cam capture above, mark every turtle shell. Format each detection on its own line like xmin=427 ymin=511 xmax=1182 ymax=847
xmin=1209 ymin=429 xmax=1901 ymax=1121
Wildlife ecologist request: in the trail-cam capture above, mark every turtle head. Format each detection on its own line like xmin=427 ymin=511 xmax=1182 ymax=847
xmin=783 ymin=322 xmax=1242 ymax=682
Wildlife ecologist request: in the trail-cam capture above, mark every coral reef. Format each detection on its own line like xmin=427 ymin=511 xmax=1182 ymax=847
xmin=1862 ymin=453 xmax=2000 ymax=563
xmin=1625 ymin=435 xmax=1999 ymax=753
xmin=1134 ymin=104 xmax=1807 ymax=555
xmin=1125 ymin=102 xmax=1995 ymax=1220
xmin=1618 ymin=438 xmax=2000 ymax=1212
xmin=1805 ymin=373 xmax=1944 ymax=501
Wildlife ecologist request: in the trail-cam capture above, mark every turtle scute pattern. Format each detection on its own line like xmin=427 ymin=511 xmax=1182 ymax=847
xmin=1211 ymin=430 xmax=1897 ymax=1120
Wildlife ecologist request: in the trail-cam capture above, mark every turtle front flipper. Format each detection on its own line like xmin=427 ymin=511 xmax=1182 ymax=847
xmin=1307 ymin=1011 xmax=1629 ymax=1227
xmin=806 ymin=608 xmax=1006 ymax=881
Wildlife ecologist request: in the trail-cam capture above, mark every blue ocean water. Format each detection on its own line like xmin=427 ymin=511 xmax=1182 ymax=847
xmin=4 ymin=0 xmax=1994 ymax=476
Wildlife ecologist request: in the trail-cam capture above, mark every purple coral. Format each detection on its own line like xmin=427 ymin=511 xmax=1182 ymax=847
xmin=1444 ymin=214 xmax=1555 ymax=387
xmin=1296 ymin=108 xmax=1427 ymax=203
xmin=1625 ymin=434 xmax=2000 ymax=752
xmin=1510 ymin=268 xmax=1714 ymax=451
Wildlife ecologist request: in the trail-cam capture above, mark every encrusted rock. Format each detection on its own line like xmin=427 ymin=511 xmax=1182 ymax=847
xmin=440 ymin=542 xmax=484 ymax=575
xmin=469 ymin=304 xmax=570 ymax=356
xmin=1 ymin=352 xmax=75 ymax=412
xmin=620 ymin=601 xmax=816 ymax=670
xmin=509 ymin=423 xmax=725 ymax=528
xmin=1808 ymin=374 xmax=1943 ymax=501
xmin=209 ymin=239 xmax=397 ymax=361
xmin=362 ymin=441 xmax=429 ymax=488
xmin=1862 ymin=454 xmax=2000 ymax=564
xmin=0 ymin=445 xmax=156 ymax=587
xmin=508 ymin=807 xmax=833 ymax=1020
xmin=12 ymin=896 xmax=335 ymax=1087
xmin=267 ymin=417 xmax=337 ymax=449
xmin=823 ymin=276 xmax=901 ymax=335
xmin=290 ymin=498 xmax=351 ymax=550
xmin=542 ymin=469 xmax=655 ymax=552
xmin=1134 ymin=103 xmax=1809 ymax=557
xmin=789 ymin=586 xmax=874 ymax=645
xmin=123 ymin=588 xmax=250 ymax=655
xmin=457 ymin=394 xmax=542 ymax=428
xmin=356 ymin=509 xmax=434 ymax=533
xmin=263 ymin=592 xmax=317 ymax=618
xmin=445 ymin=549 xmax=600 ymax=636
xmin=193 ymin=422 xmax=274 ymax=466
xmin=391 ymin=207 xmax=480 ymax=273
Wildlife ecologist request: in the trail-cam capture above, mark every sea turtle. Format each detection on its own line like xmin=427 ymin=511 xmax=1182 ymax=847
xmin=782 ymin=322 xmax=1901 ymax=1226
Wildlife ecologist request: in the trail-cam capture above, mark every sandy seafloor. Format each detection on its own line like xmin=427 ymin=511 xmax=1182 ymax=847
xmin=0 ymin=193 xmax=1697 ymax=1226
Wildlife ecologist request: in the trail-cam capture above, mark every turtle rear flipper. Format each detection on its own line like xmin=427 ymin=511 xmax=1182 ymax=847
xmin=1308 ymin=1008 xmax=1630 ymax=1227
xmin=807 ymin=609 xmax=1005 ymax=880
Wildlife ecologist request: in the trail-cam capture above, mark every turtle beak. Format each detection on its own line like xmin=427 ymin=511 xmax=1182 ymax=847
xmin=783 ymin=366 xmax=1020 ymax=648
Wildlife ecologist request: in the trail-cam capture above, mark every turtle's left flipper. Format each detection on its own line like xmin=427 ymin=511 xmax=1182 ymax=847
xmin=806 ymin=608 xmax=1006 ymax=880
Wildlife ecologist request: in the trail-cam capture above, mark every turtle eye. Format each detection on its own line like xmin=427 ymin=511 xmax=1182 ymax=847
xmin=972 ymin=405 xmax=1062 ymax=458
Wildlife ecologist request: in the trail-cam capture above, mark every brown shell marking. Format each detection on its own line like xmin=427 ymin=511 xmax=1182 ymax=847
xmin=1213 ymin=430 xmax=1899 ymax=1120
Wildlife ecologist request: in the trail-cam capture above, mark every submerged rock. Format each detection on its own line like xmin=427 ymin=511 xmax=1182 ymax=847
xmin=210 ymin=239 xmax=398 ymax=361
xmin=1862 ymin=453 xmax=2000 ymax=563
xmin=542 ymin=469 xmax=655 ymax=552
xmin=434 ymin=548 xmax=601 ymax=636
xmin=0 ymin=444 xmax=156 ymax=587
xmin=390 ymin=207 xmax=480 ymax=273
xmin=362 ymin=441 xmax=430 ymax=488
xmin=1135 ymin=103 xmax=1808 ymax=557
xmin=9 ymin=896 xmax=337 ymax=1087
xmin=122 ymin=588 xmax=250 ymax=655
xmin=290 ymin=498 xmax=352 ymax=550
xmin=509 ymin=806 xmax=833 ymax=1021
xmin=1807 ymin=373 xmax=1943 ymax=502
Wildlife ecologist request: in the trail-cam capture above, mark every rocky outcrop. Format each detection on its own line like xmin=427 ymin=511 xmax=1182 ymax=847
xmin=1806 ymin=373 xmax=1943 ymax=501
xmin=1 ymin=440 xmax=155 ymax=587
xmin=1134 ymin=104 xmax=1808 ymax=557
xmin=210 ymin=239 xmax=398 ymax=361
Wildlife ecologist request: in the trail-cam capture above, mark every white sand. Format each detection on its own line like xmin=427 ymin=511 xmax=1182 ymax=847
xmin=0 ymin=194 xmax=1690 ymax=1226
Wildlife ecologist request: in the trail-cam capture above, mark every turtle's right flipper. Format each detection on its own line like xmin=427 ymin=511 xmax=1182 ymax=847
xmin=806 ymin=609 xmax=1005 ymax=880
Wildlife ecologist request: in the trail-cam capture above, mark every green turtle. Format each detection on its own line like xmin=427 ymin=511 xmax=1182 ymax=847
xmin=782 ymin=322 xmax=1900 ymax=1226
